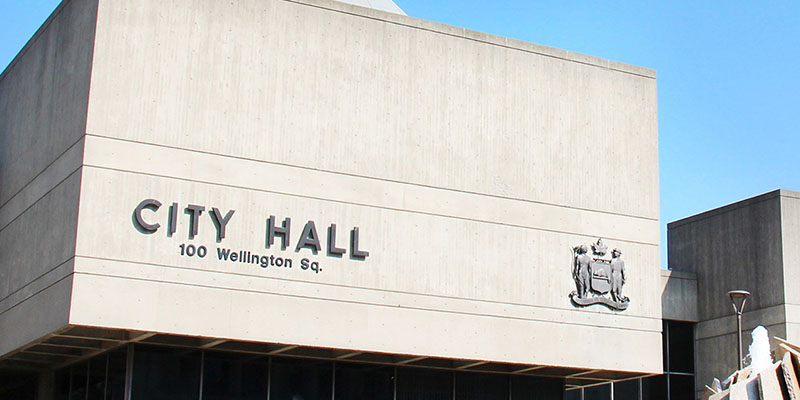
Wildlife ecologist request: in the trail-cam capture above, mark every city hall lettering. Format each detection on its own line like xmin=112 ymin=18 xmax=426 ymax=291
xmin=132 ymin=199 xmax=369 ymax=274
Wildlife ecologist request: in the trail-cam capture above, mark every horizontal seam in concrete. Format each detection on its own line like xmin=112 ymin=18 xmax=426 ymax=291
xmin=695 ymin=305 xmax=787 ymax=325
xmin=660 ymin=274 xmax=697 ymax=281
xmin=0 ymin=166 xmax=82 ymax=234
xmin=74 ymin=254 xmax=660 ymax=323
xmin=283 ymin=0 xmax=655 ymax=79
xmin=694 ymin=306 xmax=787 ymax=339
xmin=0 ymin=257 xmax=74 ymax=306
xmin=0 ymin=273 xmax=72 ymax=320
xmin=695 ymin=322 xmax=786 ymax=341
xmin=83 ymin=134 xmax=659 ymax=223
xmin=0 ymin=136 xmax=85 ymax=212
xmin=72 ymin=270 xmax=662 ymax=333
xmin=82 ymin=163 xmax=658 ymax=248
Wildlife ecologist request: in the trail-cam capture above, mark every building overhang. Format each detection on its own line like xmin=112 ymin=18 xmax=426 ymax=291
xmin=0 ymin=325 xmax=655 ymax=389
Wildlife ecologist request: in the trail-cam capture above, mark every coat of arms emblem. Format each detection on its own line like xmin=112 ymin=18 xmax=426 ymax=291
xmin=569 ymin=238 xmax=629 ymax=310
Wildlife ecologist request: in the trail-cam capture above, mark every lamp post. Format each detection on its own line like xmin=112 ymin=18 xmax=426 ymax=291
xmin=727 ymin=290 xmax=751 ymax=371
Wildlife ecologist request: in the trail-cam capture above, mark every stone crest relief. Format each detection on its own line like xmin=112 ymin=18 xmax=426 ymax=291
xmin=569 ymin=239 xmax=629 ymax=310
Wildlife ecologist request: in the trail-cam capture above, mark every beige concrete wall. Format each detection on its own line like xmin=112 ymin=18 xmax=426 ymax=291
xmin=85 ymin=0 xmax=658 ymax=219
xmin=67 ymin=0 xmax=663 ymax=374
xmin=0 ymin=0 xmax=97 ymax=358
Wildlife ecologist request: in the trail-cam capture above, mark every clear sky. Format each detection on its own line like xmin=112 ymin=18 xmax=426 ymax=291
xmin=2 ymin=0 xmax=798 ymax=268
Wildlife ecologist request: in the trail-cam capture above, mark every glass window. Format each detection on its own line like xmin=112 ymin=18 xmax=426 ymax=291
xmin=455 ymin=372 xmax=508 ymax=400
xmin=69 ymin=362 xmax=88 ymax=400
xmin=667 ymin=321 xmax=695 ymax=374
xmin=202 ymin=351 xmax=268 ymax=400
xmin=0 ymin=370 xmax=39 ymax=400
xmin=613 ymin=379 xmax=639 ymax=399
xmin=662 ymin=321 xmax=669 ymax=372
xmin=668 ymin=374 xmax=695 ymax=400
xmin=106 ymin=348 xmax=128 ymax=400
xmin=55 ymin=367 xmax=71 ymax=400
xmin=335 ymin=363 xmax=394 ymax=400
xmin=130 ymin=346 xmax=201 ymax=400
xmin=564 ymin=389 xmax=581 ymax=400
xmin=641 ymin=375 xmax=667 ymax=400
xmin=510 ymin=375 xmax=563 ymax=399
xmin=270 ymin=357 xmax=332 ymax=400
xmin=583 ymin=383 xmax=610 ymax=400
xmin=397 ymin=368 xmax=453 ymax=400
xmin=87 ymin=354 xmax=107 ymax=400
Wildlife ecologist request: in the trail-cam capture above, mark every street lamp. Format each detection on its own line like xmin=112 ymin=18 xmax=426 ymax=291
xmin=727 ymin=290 xmax=751 ymax=371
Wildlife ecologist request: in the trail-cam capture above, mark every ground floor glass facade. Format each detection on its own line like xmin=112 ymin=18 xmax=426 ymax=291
xmin=564 ymin=320 xmax=695 ymax=400
xmin=54 ymin=344 xmax=564 ymax=400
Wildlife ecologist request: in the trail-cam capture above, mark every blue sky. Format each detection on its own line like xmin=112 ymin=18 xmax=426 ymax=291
xmin=2 ymin=1 xmax=798 ymax=268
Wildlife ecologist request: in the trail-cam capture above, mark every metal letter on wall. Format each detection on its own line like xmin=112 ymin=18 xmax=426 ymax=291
xmin=569 ymin=238 xmax=629 ymax=311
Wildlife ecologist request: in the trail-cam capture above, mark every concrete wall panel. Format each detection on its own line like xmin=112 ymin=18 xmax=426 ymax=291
xmin=0 ymin=0 xmax=96 ymax=207
xmin=668 ymin=192 xmax=785 ymax=320
xmin=72 ymin=161 xmax=663 ymax=372
xmin=781 ymin=191 xmax=800 ymax=307
xmin=0 ymin=276 xmax=72 ymax=358
xmin=660 ymin=270 xmax=698 ymax=322
xmin=67 ymin=0 xmax=663 ymax=374
xmin=0 ymin=171 xmax=81 ymax=309
xmin=85 ymin=0 xmax=659 ymax=220
xmin=69 ymin=270 xmax=662 ymax=373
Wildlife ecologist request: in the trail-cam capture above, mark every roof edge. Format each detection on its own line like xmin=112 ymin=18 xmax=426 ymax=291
xmin=667 ymin=189 xmax=794 ymax=229
xmin=287 ymin=0 xmax=656 ymax=79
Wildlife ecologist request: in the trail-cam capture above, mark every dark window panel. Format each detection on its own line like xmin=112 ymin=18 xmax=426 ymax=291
xmin=667 ymin=321 xmax=695 ymax=373
xmin=455 ymin=372 xmax=508 ymax=400
xmin=55 ymin=367 xmax=71 ymax=400
xmin=202 ymin=351 xmax=268 ymax=400
xmin=668 ymin=374 xmax=695 ymax=400
xmin=510 ymin=375 xmax=564 ymax=400
xmin=642 ymin=375 xmax=667 ymax=400
xmin=87 ymin=354 xmax=107 ymax=400
xmin=106 ymin=347 xmax=128 ymax=400
xmin=583 ymin=383 xmax=611 ymax=400
xmin=565 ymin=389 xmax=581 ymax=400
xmin=335 ymin=363 xmax=394 ymax=400
xmin=69 ymin=362 xmax=88 ymax=400
xmin=0 ymin=370 xmax=39 ymax=400
xmin=397 ymin=367 xmax=453 ymax=400
xmin=663 ymin=320 xmax=669 ymax=372
xmin=613 ymin=379 xmax=639 ymax=399
xmin=130 ymin=345 xmax=201 ymax=400
xmin=269 ymin=357 xmax=333 ymax=400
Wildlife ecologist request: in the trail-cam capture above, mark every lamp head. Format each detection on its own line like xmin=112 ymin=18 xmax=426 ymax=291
xmin=727 ymin=290 xmax=751 ymax=313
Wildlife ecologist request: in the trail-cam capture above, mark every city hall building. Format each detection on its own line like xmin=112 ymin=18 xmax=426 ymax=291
xmin=1 ymin=0 xmax=796 ymax=399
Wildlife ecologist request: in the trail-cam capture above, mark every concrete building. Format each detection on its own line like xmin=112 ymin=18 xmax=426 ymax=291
xmin=2 ymin=0 xmax=758 ymax=398
xmin=666 ymin=189 xmax=800 ymax=398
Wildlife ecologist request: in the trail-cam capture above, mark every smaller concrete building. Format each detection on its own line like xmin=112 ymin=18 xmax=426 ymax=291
xmin=666 ymin=189 xmax=800 ymax=398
